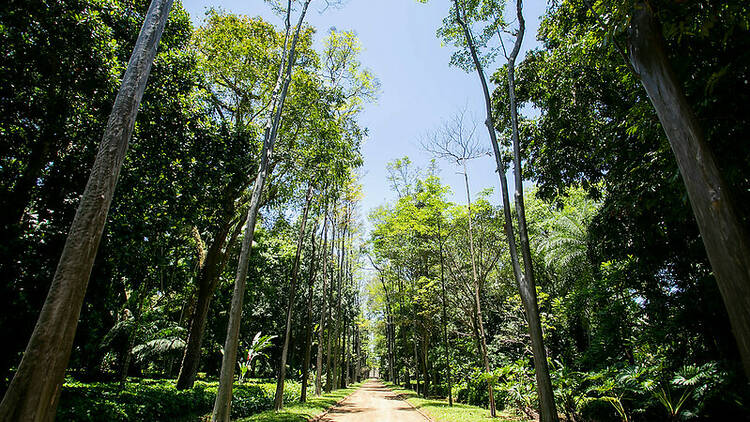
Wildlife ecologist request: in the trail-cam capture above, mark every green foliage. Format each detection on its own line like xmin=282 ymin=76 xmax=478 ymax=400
xmin=57 ymin=379 xmax=214 ymax=421
xmin=239 ymin=332 xmax=277 ymax=382
xmin=56 ymin=378 xmax=306 ymax=421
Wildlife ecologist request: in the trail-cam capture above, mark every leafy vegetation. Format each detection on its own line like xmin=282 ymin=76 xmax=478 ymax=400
xmin=386 ymin=382 xmax=515 ymax=422
xmin=1 ymin=0 xmax=749 ymax=421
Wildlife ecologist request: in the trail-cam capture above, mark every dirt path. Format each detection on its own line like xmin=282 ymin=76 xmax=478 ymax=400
xmin=317 ymin=379 xmax=429 ymax=422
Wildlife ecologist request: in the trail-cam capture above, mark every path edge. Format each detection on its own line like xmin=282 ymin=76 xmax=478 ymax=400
xmin=308 ymin=384 xmax=361 ymax=422
xmin=386 ymin=383 xmax=437 ymax=422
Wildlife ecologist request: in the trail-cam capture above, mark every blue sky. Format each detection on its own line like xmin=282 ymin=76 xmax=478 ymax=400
xmin=180 ymin=0 xmax=545 ymax=231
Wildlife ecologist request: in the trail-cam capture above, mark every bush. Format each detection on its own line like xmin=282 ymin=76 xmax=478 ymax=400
xmin=57 ymin=379 xmax=214 ymax=421
xmin=56 ymin=378 xmax=303 ymax=421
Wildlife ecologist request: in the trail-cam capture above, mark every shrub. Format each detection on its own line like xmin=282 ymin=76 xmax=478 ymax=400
xmin=56 ymin=378 xmax=303 ymax=421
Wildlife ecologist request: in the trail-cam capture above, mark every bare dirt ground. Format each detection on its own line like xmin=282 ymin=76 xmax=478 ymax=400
xmin=317 ymin=379 xmax=429 ymax=422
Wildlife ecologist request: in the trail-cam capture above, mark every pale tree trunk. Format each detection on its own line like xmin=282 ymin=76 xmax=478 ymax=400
xmin=332 ymin=219 xmax=346 ymax=389
xmin=437 ymin=217 xmax=453 ymax=406
xmin=505 ymin=2 xmax=558 ymax=420
xmin=412 ymin=293 xmax=421 ymax=396
xmin=301 ymin=222 xmax=320 ymax=402
xmin=211 ymin=2 xmax=311 ymax=420
xmin=462 ymin=160 xmax=496 ymax=416
xmin=627 ymin=3 xmax=750 ymax=377
xmin=341 ymin=320 xmax=348 ymax=388
xmin=325 ymin=214 xmax=337 ymax=393
xmin=315 ymin=211 xmax=329 ymax=395
xmin=355 ymin=324 xmax=361 ymax=382
xmin=0 ymin=1 xmax=173 ymax=419
xmin=452 ymin=0 xmax=558 ymax=419
xmin=372 ymin=256 xmax=396 ymax=384
xmin=274 ymin=184 xmax=315 ymax=409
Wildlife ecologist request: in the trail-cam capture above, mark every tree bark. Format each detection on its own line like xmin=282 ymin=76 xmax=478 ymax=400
xmin=627 ymin=2 xmax=750 ymax=377
xmin=437 ymin=217 xmax=453 ymax=406
xmin=177 ymin=216 xmax=241 ymax=390
xmin=315 ymin=211 xmax=329 ymax=395
xmin=505 ymin=2 xmax=558 ymax=420
xmin=301 ymin=222 xmax=320 ymax=402
xmin=212 ymin=2 xmax=310 ymax=420
xmin=0 ymin=1 xmax=173 ymax=419
xmin=451 ymin=0 xmax=558 ymax=419
xmin=461 ymin=159 xmax=496 ymax=416
xmin=275 ymin=184 xmax=315 ymax=409
xmin=332 ymin=218 xmax=346 ymax=389
xmin=325 ymin=214 xmax=336 ymax=393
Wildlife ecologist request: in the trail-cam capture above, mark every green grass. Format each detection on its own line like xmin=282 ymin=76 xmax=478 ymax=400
xmin=235 ymin=383 xmax=362 ymax=422
xmin=384 ymin=382 xmax=525 ymax=422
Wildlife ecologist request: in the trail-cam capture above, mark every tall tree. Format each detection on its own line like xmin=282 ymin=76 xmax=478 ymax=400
xmin=625 ymin=1 xmax=750 ymax=376
xmin=211 ymin=1 xmax=312 ymax=420
xmin=423 ymin=108 xmax=496 ymax=415
xmin=441 ymin=0 xmax=559 ymax=419
xmin=274 ymin=183 xmax=314 ymax=409
xmin=0 ymin=0 xmax=173 ymax=419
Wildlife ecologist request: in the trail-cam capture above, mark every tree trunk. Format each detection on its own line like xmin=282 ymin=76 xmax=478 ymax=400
xmin=0 ymin=1 xmax=173 ymax=419
xmin=212 ymin=2 xmax=310 ymax=420
xmin=177 ymin=217 xmax=240 ymax=390
xmin=505 ymin=2 xmax=558 ymax=419
xmin=462 ymin=160 xmax=496 ymax=416
xmin=355 ymin=324 xmax=361 ymax=382
xmin=332 ymin=220 xmax=346 ymax=389
xmin=341 ymin=320 xmax=348 ymax=388
xmin=315 ymin=211 xmax=329 ymax=396
xmin=412 ymin=306 xmax=421 ymax=396
xmin=325 ymin=216 xmax=336 ymax=393
xmin=274 ymin=184 xmax=314 ymax=409
xmin=437 ymin=217 xmax=453 ymax=406
xmin=627 ymin=2 xmax=750 ymax=377
xmin=301 ymin=219 xmax=322 ymax=402
xmin=452 ymin=0 xmax=558 ymax=419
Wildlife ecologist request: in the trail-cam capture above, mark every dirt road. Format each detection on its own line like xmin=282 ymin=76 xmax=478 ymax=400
xmin=317 ymin=379 xmax=429 ymax=422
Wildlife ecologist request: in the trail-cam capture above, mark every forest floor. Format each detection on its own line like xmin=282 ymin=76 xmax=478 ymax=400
xmin=384 ymin=382 xmax=527 ymax=422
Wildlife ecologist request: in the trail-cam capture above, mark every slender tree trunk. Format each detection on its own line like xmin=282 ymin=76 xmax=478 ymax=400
xmin=325 ymin=216 xmax=336 ymax=393
xmin=462 ymin=160 xmax=496 ymax=416
xmin=0 ymin=1 xmax=173 ymax=419
xmin=212 ymin=2 xmax=310 ymax=420
xmin=355 ymin=324 xmax=361 ymax=382
xmin=315 ymin=211 xmax=329 ymax=395
xmin=341 ymin=320 xmax=348 ymax=388
xmin=437 ymin=217 xmax=453 ymax=406
xmin=505 ymin=2 xmax=558 ymax=419
xmin=301 ymin=220 xmax=321 ymax=402
xmin=332 ymin=220 xmax=346 ymax=389
xmin=412 ymin=304 xmax=421 ymax=396
xmin=627 ymin=2 xmax=750 ymax=377
xmin=274 ymin=184 xmax=314 ymax=409
xmin=452 ymin=0 xmax=558 ymax=419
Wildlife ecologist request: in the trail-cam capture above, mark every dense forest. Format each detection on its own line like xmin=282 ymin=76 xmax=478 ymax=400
xmin=1 ymin=0 xmax=749 ymax=421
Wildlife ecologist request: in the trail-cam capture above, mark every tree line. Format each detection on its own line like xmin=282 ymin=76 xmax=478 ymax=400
xmin=368 ymin=0 xmax=750 ymax=421
xmin=0 ymin=0 xmax=376 ymax=420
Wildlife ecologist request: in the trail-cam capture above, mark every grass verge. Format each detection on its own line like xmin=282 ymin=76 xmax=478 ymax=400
xmin=384 ymin=382 xmax=524 ymax=422
xmin=235 ymin=383 xmax=362 ymax=422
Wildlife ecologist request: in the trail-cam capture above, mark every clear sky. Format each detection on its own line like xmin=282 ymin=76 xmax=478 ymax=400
xmin=179 ymin=0 xmax=545 ymax=231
